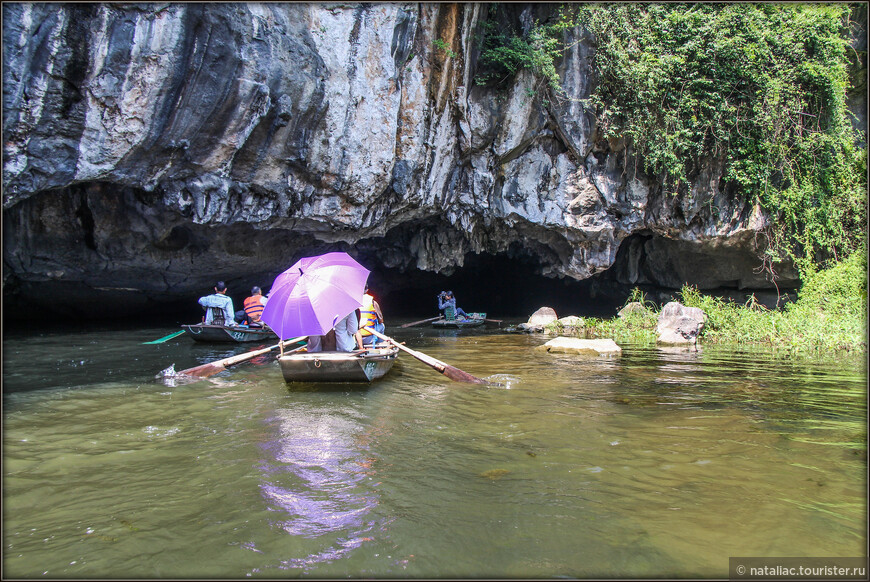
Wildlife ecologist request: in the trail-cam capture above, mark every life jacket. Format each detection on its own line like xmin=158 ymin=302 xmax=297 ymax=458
xmin=359 ymin=293 xmax=379 ymax=335
xmin=244 ymin=295 xmax=266 ymax=321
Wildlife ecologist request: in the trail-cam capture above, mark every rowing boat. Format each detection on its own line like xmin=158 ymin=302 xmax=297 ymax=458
xmin=432 ymin=312 xmax=486 ymax=329
xmin=181 ymin=323 xmax=278 ymax=343
xmin=278 ymin=346 xmax=399 ymax=383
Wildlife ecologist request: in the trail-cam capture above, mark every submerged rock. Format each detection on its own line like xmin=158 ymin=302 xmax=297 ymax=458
xmin=536 ymin=337 xmax=622 ymax=356
xmin=478 ymin=468 xmax=511 ymax=480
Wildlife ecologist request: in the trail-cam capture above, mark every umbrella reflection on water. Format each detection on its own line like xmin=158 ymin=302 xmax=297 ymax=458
xmin=257 ymin=403 xmax=384 ymax=568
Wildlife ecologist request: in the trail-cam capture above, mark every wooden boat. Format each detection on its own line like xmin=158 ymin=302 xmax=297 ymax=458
xmin=278 ymin=346 xmax=399 ymax=383
xmin=432 ymin=312 xmax=486 ymax=329
xmin=181 ymin=323 xmax=278 ymax=343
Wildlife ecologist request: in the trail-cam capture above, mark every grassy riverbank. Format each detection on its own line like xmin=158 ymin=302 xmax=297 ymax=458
xmin=582 ymin=252 xmax=868 ymax=353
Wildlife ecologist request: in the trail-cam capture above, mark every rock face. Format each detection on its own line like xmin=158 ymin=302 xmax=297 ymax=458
xmin=656 ymin=302 xmax=707 ymax=345
xmin=2 ymin=3 xmax=848 ymax=319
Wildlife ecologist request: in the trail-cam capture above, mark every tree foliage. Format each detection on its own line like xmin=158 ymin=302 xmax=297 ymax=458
xmin=476 ymin=4 xmax=867 ymax=275
xmin=577 ymin=3 xmax=866 ymax=273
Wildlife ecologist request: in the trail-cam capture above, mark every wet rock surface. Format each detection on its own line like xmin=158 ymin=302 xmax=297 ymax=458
xmin=2 ymin=4 xmax=819 ymax=320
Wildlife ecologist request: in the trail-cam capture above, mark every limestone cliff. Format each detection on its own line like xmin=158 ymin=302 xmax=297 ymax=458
xmin=4 ymin=3 xmax=840 ymax=319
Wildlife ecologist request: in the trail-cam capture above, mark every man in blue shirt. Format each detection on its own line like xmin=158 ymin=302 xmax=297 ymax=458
xmin=198 ymin=281 xmax=236 ymax=326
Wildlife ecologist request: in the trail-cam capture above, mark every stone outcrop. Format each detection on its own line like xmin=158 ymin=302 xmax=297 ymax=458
xmin=527 ymin=307 xmax=558 ymax=327
xmin=3 ymin=3 xmax=854 ymax=319
xmin=535 ymin=337 xmax=622 ymax=356
xmin=656 ymin=302 xmax=707 ymax=345
xmin=515 ymin=306 xmax=558 ymax=332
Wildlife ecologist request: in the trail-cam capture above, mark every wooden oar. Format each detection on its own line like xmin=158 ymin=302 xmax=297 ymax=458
xmin=364 ymin=328 xmax=493 ymax=385
xmin=400 ymin=315 xmax=443 ymax=328
xmin=484 ymin=318 xmax=503 ymax=325
xmin=143 ymin=330 xmax=186 ymax=344
xmin=178 ymin=336 xmax=307 ymax=378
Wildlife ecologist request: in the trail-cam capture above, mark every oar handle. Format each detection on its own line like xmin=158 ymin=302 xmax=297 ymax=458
xmin=400 ymin=316 xmax=444 ymax=328
xmin=365 ymin=328 xmax=448 ymax=372
xmin=177 ymin=336 xmax=308 ymax=377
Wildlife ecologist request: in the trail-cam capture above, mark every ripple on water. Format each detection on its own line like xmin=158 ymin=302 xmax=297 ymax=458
xmin=1 ymin=329 xmax=866 ymax=578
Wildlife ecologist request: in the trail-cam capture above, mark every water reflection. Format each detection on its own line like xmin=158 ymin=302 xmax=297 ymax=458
xmin=256 ymin=400 xmax=381 ymax=570
xmin=2 ymin=325 xmax=866 ymax=578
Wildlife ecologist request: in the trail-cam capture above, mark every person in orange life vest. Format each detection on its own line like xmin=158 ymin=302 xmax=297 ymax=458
xmin=234 ymin=286 xmax=268 ymax=325
xmin=358 ymin=285 xmax=385 ymax=346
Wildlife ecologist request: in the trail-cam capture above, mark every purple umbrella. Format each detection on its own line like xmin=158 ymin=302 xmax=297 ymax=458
xmin=260 ymin=252 xmax=370 ymax=340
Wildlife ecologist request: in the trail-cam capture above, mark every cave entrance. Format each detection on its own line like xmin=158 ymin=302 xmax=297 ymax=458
xmin=365 ymin=252 xmax=629 ymax=320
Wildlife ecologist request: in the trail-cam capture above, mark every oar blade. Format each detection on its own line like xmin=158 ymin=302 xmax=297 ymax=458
xmin=441 ymin=364 xmax=490 ymax=385
xmin=180 ymin=361 xmax=227 ymax=378
xmin=143 ymin=330 xmax=186 ymax=344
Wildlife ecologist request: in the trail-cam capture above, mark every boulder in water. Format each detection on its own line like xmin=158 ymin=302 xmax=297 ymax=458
xmin=536 ymin=337 xmax=622 ymax=356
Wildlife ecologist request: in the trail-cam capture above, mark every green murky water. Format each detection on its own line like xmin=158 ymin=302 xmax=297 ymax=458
xmin=3 ymin=323 xmax=866 ymax=577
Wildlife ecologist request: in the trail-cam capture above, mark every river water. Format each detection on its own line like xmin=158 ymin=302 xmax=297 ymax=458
xmin=2 ymin=321 xmax=867 ymax=578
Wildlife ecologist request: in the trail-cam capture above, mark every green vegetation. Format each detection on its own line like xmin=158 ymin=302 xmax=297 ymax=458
xmin=474 ymin=13 xmax=568 ymax=97
xmin=582 ymin=251 xmax=867 ymax=353
xmin=579 ymin=4 xmax=866 ymax=273
xmin=476 ymin=4 xmax=866 ymax=280
xmin=433 ymin=38 xmax=457 ymax=60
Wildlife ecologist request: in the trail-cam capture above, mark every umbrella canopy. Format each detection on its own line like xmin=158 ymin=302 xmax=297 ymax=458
xmin=261 ymin=252 xmax=371 ymax=340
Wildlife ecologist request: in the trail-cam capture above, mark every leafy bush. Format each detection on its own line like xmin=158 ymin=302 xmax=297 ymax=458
xmin=584 ymin=258 xmax=867 ymax=354
xmin=477 ymin=4 xmax=866 ymax=275
xmin=678 ymin=251 xmax=867 ymax=352
xmin=577 ymin=4 xmax=866 ymax=272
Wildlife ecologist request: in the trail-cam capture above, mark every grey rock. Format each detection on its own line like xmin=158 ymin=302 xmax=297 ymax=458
xmin=528 ymin=307 xmax=558 ymax=327
xmin=656 ymin=302 xmax=707 ymax=345
xmin=617 ymin=302 xmax=649 ymax=318
xmin=536 ymin=337 xmax=622 ymax=356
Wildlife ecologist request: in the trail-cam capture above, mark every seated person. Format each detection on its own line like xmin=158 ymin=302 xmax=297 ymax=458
xmin=306 ymin=312 xmax=362 ymax=352
xmin=335 ymin=310 xmax=365 ymax=352
xmin=198 ymin=281 xmax=236 ymax=326
xmin=235 ymin=286 xmax=268 ymax=326
xmin=438 ymin=290 xmax=467 ymax=319
xmin=305 ymin=330 xmax=336 ymax=353
xmin=358 ymin=286 xmax=385 ymax=346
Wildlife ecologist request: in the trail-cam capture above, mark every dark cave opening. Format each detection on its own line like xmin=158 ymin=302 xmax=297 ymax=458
xmin=365 ymin=252 xmax=629 ymax=321
xmin=2 ymin=251 xmax=635 ymax=326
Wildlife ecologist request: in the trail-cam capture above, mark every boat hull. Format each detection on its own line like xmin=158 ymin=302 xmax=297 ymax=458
xmin=182 ymin=323 xmax=278 ymax=343
xmin=432 ymin=313 xmax=486 ymax=329
xmin=278 ymin=347 xmax=399 ymax=383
